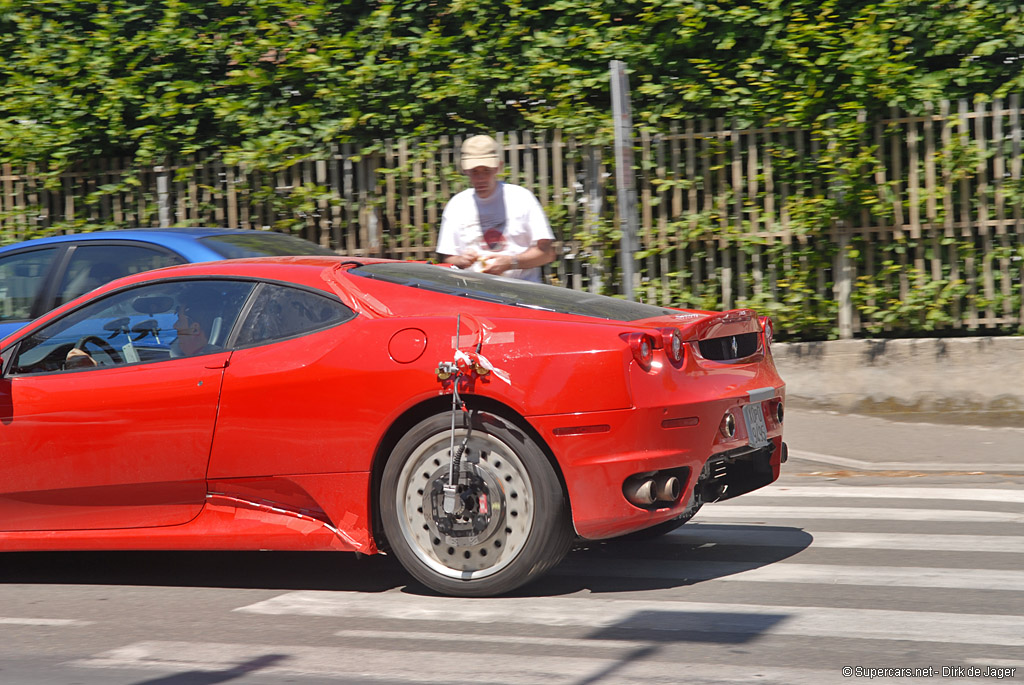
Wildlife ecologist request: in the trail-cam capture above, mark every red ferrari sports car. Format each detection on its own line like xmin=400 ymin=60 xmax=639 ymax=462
xmin=0 ymin=256 xmax=786 ymax=596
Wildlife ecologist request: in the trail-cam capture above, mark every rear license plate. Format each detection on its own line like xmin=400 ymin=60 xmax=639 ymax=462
xmin=742 ymin=402 xmax=769 ymax=448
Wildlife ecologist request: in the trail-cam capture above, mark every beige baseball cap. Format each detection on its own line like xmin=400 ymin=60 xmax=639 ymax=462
xmin=461 ymin=135 xmax=501 ymax=170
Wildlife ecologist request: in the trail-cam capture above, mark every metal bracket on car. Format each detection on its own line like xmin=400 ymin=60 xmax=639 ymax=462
xmin=439 ymin=315 xmax=469 ymax=515
xmin=435 ymin=315 xmax=512 ymax=515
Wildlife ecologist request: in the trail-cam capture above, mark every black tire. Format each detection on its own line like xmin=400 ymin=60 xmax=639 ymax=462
xmin=380 ymin=411 xmax=573 ymax=596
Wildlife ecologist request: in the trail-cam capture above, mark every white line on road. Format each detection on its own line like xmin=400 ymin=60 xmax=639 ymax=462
xmin=552 ymin=559 xmax=1024 ymax=591
xmin=0 ymin=617 xmax=91 ymax=626
xmin=693 ymin=506 xmax=1024 ymax=523
xmin=787 ymin=449 xmax=1024 ymax=473
xmin=335 ymin=628 xmax=647 ymax=650
xmin=746 ymin=485 xmax=1024 ymax=504
xmin=236 ymin=590 xmax=1024 ymax=647
xmin=670 ymin=526 xmax=1024 ymax=554
xmin=70 ymin=639 xmax=883 ymax=685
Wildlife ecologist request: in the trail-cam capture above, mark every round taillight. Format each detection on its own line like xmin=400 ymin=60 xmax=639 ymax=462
xmin=626 ymin=332 xmax=656 ymax=369
xmin=663 ymin=327 xmax=684 ymax=364
xmin=639 ymin=336 xmax=653 ymax=362
xmin=760 ymin=316 xmax=774 ymax=346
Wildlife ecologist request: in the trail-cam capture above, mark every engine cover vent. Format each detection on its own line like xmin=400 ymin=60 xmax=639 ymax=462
xmin=698 ymin=332 xmax=759 ymax=361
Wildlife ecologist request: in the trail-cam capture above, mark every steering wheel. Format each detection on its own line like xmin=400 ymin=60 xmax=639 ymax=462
xmin=75 ymin=334 xmax=123 ymax=365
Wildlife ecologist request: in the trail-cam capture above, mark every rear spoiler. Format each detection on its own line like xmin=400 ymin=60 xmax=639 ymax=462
xmin=637 ymin=308 xmax=762 ymax=342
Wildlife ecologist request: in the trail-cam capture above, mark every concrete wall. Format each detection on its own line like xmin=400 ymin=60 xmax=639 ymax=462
xmin=771 ymin=337 xmax=1024 ymax=426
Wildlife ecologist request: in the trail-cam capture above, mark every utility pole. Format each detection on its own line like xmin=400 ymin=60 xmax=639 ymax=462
xmin=610 ymin=60 xmax=639 ymax=301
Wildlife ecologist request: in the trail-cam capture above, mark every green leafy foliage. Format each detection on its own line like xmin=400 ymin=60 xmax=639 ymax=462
xmin=1 ymin=0 xmax=1021 ymax=340
xmin=3 ymin=0 xmax=1022 ymax=167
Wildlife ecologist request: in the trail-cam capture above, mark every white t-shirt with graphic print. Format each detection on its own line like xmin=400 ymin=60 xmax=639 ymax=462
xmin=437 ymin=182 xmax=553 ymax=282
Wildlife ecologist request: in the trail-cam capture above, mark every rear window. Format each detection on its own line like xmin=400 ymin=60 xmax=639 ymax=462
xmin=351 ymin=262 xmax=676 ymax=322
xmin=200 ymin=232 xmax=335 ymax=258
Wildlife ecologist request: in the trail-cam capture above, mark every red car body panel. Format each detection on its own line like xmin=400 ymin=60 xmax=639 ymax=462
xmin=0 ymin=256 xmax=785 ymax=555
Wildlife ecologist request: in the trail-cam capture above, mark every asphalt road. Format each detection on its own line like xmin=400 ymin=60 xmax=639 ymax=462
xmin=1 ymin=408 xmax=1022 ymax=684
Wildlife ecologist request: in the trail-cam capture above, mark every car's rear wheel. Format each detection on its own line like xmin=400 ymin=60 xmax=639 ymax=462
xmin=380 ymin=411 xmax=573 ymax=596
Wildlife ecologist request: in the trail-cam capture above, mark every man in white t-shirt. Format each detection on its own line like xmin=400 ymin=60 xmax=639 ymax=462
xmin=436 ymin=134 xmax=555 ymax=282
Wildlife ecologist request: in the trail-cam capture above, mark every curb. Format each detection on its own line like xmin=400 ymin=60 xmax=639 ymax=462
xmin=772 ymin=337 xmax=1024 ymax=427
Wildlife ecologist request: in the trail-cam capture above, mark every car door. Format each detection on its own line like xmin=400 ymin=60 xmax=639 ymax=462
xmin=0 ymin=278 xmax=255 ymax=532
xmin=206 ymin=282 xmax=358 ymax=479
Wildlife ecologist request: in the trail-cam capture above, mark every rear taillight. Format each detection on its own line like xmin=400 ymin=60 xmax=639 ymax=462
xmin=760 ymin=316 xmax=774 ymax=347
xmin=625 ymin=332 xmax=656 ymax=369
xmin=662 ymin=327 xmax=684 ymax=364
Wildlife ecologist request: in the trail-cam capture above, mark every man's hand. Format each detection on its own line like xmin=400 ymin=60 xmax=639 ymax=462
xmin=65 ymin=348 xmax=97 ymax=369
xmin=443 ymin=248 xmax=479 ymax=270
xmin=480 ymin=254 xmax=516 ymax=275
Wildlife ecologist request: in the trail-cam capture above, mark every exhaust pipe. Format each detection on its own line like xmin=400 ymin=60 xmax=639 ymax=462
xmin=654 ymin=474 xmax=681 ymax=502
xmin=623 ymin=477 xmax=657 ymax=506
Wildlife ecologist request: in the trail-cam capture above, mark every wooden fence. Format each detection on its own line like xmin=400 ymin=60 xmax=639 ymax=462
xmin=1 ymin=95 xmax=1022 ymax=339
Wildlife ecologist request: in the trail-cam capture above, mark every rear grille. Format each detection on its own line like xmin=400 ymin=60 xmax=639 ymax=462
xmin=698 ymin=332 xmax=759 ymax=361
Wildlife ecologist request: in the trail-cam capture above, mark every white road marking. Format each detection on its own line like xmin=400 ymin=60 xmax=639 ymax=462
xmin=0 ymin=617 xmax=91 ymax=626
xmin=787 ymin=448 xmax=1024 ymax=473
xmin=963 ymin=658 xmax=1023 ymax=669
xmin=335 ymin=628 xmax=647 ymax=650
xmin=693 ymin=506 xmax=1024 ymax=523
xmin=552 ymin=559 xmax=1024 ymax=591
xmin=236 ymin=590 xmax=1024 ymax=647
xmin=669 ymin=526 xmax=1024 ymax=554
xmin=70 ymin=640 xmax=878 ymax=684
xmin=747 ymin=485 xmax=1024 ymax=504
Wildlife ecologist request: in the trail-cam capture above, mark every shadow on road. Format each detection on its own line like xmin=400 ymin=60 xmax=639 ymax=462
xmin=0 ymin=523 xmax=813 ymax=597
xmin=516 ymin=523 xmax=814 ymax=596
xmin=129 ymin=654 xmax=288 ymax=685
xmin=0 ymin=550 xmax=406 ymax=593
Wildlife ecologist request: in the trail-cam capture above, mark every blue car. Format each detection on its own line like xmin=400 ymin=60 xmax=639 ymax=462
xmin=0 ymin=227 xmax=335 ymax=341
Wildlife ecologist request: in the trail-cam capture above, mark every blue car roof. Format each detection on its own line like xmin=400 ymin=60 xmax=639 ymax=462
xmin=0 ymin=227 xmax=259 ymax=259
xmin=0 ymin=228 xmax=332 ymax=342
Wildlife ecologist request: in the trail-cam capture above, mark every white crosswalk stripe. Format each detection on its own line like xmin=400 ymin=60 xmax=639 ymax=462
xmin=0 ymin=617 xmax=92 ymax=626
xmin=70 ymin=640 xmax=876 ymax=685
xmin=235 ymin=590 xmax=1024 ymax=647
xmin=669 ymin=526 xmax=1024 ymax=553
xmin=550 ymin=559 xmax=1024 ymax=591
xmin=740 ymin=485 xmax=1024 ymax=504
xmin=693 ymin=505 xmax=1024 ymax=522
xmin=67 ymin=483 xmax=1024 ymax=684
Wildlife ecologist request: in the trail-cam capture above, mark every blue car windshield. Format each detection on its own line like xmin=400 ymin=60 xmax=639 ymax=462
xmin=200 ymin=232 xmax=335 ymax=258
xmin=351 ymin=262 xmax=677 ymax=322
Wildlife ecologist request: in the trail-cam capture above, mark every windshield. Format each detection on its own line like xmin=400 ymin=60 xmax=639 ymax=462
xmin=351 ymin=262 xmax=677 ymax=322
xmin=200 ymin=232 xmax=335 ymax=258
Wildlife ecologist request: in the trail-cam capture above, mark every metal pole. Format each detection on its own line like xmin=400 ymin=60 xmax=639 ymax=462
xmin=610 ymin=60 xmax=639 ymax=301
xmin=155 ymin=165 xmax=170 ymax=227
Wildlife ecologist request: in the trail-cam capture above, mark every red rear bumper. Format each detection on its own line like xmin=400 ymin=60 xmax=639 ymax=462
xmin=530 ymin=389 xmax=785 ymax=540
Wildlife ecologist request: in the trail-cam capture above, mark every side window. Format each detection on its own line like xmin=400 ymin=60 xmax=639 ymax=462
xmin=54 ymin=244 xmax=186 ymax=308
xmin=0 ymin=248 xmax=59 ymax=322
xmin=235 ymin=284 xmax=355 ymax=347
xmin=10 ymin=279 xmax=255 ymax=375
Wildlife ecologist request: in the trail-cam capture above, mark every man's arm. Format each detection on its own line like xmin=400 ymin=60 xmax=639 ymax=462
xmin=480 ymin=239 xmax=555 ymax=275
xmin=440 ymin=251 xmax=478 ymax=269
